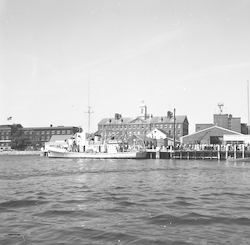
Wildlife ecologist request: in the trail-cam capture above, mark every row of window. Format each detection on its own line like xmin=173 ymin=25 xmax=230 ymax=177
xmin=23 ymin=136 xmax=52 ymax=142
xmin=0 ymin=131 xmax=11 ymax=135
xmin=40 ymin=136 xmax=51 ymax=141
xmin=0 ymin=135 xmax=55 ymax=140
xmin=101 ymin=130 xmax=182 ymax=136
xmin=100 ymin=123 xmax=181 ymax=130
xmin=0 ymin=136 xmax=10 ymax=140
xmin=1 ymin=130 xmax=73 ymax=136
xmin=23 ymin=130 xmax=73 ymax=135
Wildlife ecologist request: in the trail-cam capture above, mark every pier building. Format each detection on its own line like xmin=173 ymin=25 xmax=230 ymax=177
xmin=180 ymin=125 xmax=242 ymax=145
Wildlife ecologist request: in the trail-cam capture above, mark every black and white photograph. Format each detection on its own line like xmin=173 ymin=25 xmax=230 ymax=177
xmin=1 ymin=0 xmax=250 ymax=244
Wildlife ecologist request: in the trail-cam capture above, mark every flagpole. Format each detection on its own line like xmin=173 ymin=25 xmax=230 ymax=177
xmin=7 ymin=116 xmax=13 ymax=124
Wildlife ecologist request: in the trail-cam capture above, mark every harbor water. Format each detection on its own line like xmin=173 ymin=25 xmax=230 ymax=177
xmin=1 ymin=156 xmax=250 ymax=245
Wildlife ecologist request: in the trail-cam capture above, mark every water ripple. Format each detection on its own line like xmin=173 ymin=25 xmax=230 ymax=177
xmin=1 ymin=157 xmax=250 ymax=244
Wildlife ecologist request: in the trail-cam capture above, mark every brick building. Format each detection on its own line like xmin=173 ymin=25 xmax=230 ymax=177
xmin=0 ymin=124 xmax=80 ymax=150
xmin=0 ymin=125 xmax=12 ymax=150
xmin=98 ymin=102 xmax=189 ymax=140
xmin=20 ymin=126 xmax=81 ymax=147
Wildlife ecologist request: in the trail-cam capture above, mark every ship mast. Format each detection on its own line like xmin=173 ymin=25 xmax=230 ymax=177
xmin=173 ymin=108 xmax=176 ymax=150
xmin=85 ymin=74 xmax=93 ymax=134
xmin=248 ymin=80 xmax=250 ymax=126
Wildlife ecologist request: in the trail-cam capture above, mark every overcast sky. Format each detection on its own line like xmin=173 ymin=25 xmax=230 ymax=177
xmin=1 ymin=0 xmax=250 ymax=133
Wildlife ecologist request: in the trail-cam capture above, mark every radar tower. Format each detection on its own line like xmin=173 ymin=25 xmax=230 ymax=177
xmin=217 ymin=102 xmax=224 ymax=114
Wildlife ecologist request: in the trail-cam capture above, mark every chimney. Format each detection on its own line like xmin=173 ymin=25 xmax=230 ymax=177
xmin=115 ymin=113 xmax=122 ymax=120
xmin=167 ymin=111 xmax=173 ymax=119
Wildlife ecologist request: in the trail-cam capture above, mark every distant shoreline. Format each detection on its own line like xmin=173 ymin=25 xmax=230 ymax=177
xmin=0 ymin=150 xmax=41 ymax=156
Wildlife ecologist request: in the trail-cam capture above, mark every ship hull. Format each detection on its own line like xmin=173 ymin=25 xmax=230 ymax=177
xmin=47 ymin=148 xmax=148 ymax=159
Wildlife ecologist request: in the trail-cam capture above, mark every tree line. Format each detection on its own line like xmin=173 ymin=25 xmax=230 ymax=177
xmin=10 ymin=124 xmax=41 ymax=150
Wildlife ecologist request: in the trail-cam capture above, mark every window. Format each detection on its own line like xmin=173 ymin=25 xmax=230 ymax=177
xmin=62 ymin=130 xmax=65 ymax=134
xmin=41 ymin=131 xmax=45 ymax=135
xmin=56 ymin=130 xmax=60 ymax=134
xmin=52 ymin=131 xmax=55 ymax=134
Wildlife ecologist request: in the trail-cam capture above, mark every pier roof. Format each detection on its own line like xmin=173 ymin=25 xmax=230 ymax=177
xmin=180 ymin=125 xmax=243 ymax=144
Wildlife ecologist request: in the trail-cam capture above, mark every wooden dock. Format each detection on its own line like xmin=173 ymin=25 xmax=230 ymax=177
xmin=146 ymin=149 xmax=250 ymax=160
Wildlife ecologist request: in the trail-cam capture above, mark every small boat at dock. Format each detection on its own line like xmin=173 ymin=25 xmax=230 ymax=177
xmin=47 ymin=147 xmax=148 ymax=159
xmin=47 ymin=132 xmax=148 ymax=159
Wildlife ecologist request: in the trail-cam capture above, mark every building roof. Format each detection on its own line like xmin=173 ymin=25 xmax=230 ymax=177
xmin=153 ymin=128 xmax=168 ymax=135
xmin=127 ymin=134 xmax=156 ymax=143
xmin=149 ymin=115 xmax=188 ymax=124
xmin=98 ymin=115 xmax=188 ymax=125
xmin=135 ymin=134 xmax=156 ymax=142
xmin=49 ymin=135 xmax=73 ymax=142
xmin=98 ymin=117 xmax=135 ymax=125
xmin=0 ymin=124 xmax=79 ymax=131
xmin=21 ymin=126 xmax=78 ymax=130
